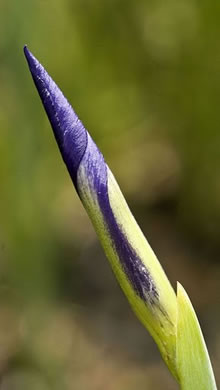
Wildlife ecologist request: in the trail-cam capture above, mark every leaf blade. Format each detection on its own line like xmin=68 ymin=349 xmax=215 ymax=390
xmin=176 ymin=282 xmax=217 ymax=390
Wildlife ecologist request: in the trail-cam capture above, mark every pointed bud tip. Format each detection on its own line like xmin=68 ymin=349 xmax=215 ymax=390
xmin=23 ymin=45 xmax=88 ymax=186
xmin=23 ymin=45 xmax=32 ymax=64
xmin=23 ymin=45 xmax=41 ymax=76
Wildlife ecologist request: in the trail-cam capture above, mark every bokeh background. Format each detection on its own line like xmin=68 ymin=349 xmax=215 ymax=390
xmin=0 ymin=0 xmax=220 ymax=388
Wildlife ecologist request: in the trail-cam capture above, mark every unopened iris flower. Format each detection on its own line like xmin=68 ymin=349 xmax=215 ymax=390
xmin=24 ymin=46 xmax=217 ymax=389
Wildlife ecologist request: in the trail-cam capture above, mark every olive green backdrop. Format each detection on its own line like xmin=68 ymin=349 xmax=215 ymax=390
xmin=0 ymin=0 xmax=219 ymax=388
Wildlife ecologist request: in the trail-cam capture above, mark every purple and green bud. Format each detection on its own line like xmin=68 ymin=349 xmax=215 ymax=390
xmin=24 ymin=46 xmax=159 ymax=305
xmin=24 ymin=47 xmax=217 ymax=388
xmin=24 ymin=45 xmax=177 ymax=378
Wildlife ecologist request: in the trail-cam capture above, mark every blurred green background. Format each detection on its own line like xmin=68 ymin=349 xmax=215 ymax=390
xmin=0 ymin=0 xmax=220 ymax=388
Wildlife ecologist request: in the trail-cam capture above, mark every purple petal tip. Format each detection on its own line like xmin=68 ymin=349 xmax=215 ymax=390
xmin=24 ymin=46 xmax=88 ymax=186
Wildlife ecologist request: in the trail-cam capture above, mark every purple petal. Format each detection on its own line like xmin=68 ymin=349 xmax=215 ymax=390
xmin=24 ymin=45 xmax=87 ymax=186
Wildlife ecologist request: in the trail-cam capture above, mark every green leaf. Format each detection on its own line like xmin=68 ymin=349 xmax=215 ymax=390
xmin=176 ymin=282 xmax=217 ymax=390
